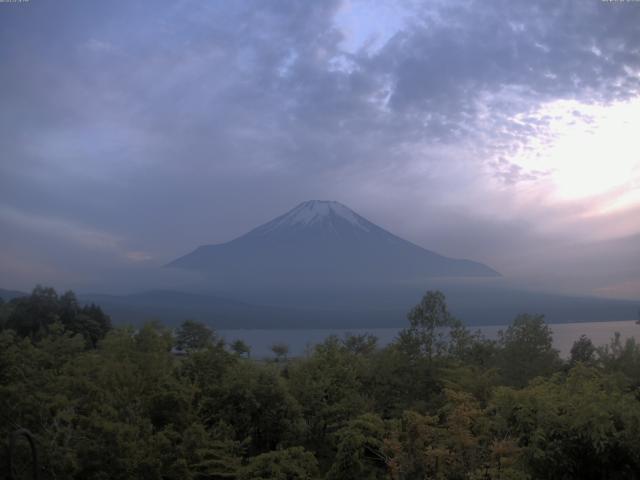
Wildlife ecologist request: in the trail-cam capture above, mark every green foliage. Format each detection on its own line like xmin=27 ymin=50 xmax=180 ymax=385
xmin=271 ymin=342 xmax=290 ymax=362
xmin=570 ymin=334 xmax=597 ymax=366
xmin=326 ymin=414 xmax=388 ymax=480
xmin=175 ymin=319 xmax=216 ymax=351
xmin=231 ymin=339 xmax=251 ymax=358
xmin=0 ymin=296 xmax=14 ymax=330
xmin=342 ymin=332 xmax=378 ymax=355
xmin=238 ymin=447 xmax=319 ymax=480
xmin=363 ymin=340 xmax=441 ymax=416
xmin=199 ymin=361 xmax=305 ymax=455
xmin=400 ymin=290 xmax=459 ymax=360
xmin=2 ymin=285 xmax=640 ymax=479
xmin=497 ymin=313 xmax=561 ymax=387
xmin=1 ymin=286 xmax=111 ymax=347
xmin=384 ymin=390 xmax=495 ymax=480
xmin=287 ymin=335 xmax=370 ymax=466
xmin=6 ymin=285 xmax=60 ymax=338
xmin=492 ymin=365 xmax=640 ymax=479
xmin=597 ymin=332 xmax=640 ymax=386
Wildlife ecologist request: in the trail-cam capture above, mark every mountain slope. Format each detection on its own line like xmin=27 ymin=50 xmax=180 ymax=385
xmin=0 ymin=288 xmax=28 ymax=301
xmin=167 ymin=200 xmax=499 ymax=288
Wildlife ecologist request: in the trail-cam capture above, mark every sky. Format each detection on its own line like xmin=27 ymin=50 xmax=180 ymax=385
xmin=0 ymin=0 xmax=639 ymax=298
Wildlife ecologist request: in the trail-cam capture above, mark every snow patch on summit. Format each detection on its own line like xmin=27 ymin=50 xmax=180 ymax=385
xmin=263 ymin=200 xmax=372 ymax=232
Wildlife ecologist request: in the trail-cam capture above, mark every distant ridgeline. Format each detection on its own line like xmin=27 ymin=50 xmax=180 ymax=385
xmin=2 ymin=287 xmax=640 ymax=478
xmin=2 ymin=284 xmax=638 ymax=331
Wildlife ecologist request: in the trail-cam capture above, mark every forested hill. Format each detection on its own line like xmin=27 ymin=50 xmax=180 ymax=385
xmin=2 ymin=286 xmax=640 ymax=478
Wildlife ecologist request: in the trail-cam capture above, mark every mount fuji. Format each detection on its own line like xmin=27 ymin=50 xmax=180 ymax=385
xmin=46 ymin=201 xmax=636 ymax=329
xmin=167 ymin=200 xmax=499 ymax=289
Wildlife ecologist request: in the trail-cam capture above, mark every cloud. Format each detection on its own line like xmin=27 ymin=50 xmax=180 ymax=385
xmin=0 ymin=0 xmax=639 ymax=297
xmin=83 ymin=38 xmax=116 ymax=54
xmin=0 ymin=205 xmax=153 ymax=268
xmin=0 ymin=206 xmax=121 ymax=251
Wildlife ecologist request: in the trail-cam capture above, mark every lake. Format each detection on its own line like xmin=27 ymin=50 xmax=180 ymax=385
xmin=220 ymin=320 xmax=640 ymax=359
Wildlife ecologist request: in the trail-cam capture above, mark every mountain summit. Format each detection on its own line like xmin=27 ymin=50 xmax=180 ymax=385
xmin=167 ymin=200 xmax=499 ymax=288
xmin=249 ymin=200 xmax=375 ymax=234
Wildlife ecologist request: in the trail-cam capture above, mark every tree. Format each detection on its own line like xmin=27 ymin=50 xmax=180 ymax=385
xmin=6 ymin=285 xmax=60 ymax=339
xmin=9 ymin=283 xmax=640 ymax=479
xmin=175 ymin=423 xmax=242 ymax=479
xmin=59 ymin=290 xmax=80 ymax=325
xmin=271 ymin=342 xmax=289 ymax=362
xmin=497 ymin=313 xmax=561 ymax=387
xmin=597 ymin=332 xmax=640 ymax=387
xmin=492 ymin=365 xmax=640 ymax=479
xmin=0 ymin=297 xmax=12 ymax=330
xmin=63 ymin=298 xmax=111 ymax=348
xmin=570 ymin=335 xmax=596 ymax=365
xmin=238 ymin=447 xmax=319 ymax=480
xmin=288 ymin=336 xmax=367 ymax=460
xmin=2 ymin=288 xmax=111 ymax=347
xmin=136 ymin=321 xmax=174 ymax=353
xmin=231 ymin=339 xmax=251 ymax=358
xmin=382 ymin=389 xmax=500 ymax=479
xmin=326 ymin=414 xmax=388 ymax=480
xmin=399 ymin=290 xmax=460 ymax=360
xmin=342 ymin=333 xmax=378 ymax=355
xmin=199 ymin=362 xmax=304 ymax=454
xmin=175 ymin=319 xmax=215 ymax=351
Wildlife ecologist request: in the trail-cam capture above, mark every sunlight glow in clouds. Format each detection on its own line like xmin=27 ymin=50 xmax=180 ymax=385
xmin=513 ymin=97 xmax=640 ymax=211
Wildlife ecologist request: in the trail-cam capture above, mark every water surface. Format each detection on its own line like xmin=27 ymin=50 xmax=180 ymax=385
xmin=220 ymin=320 xmax=640 ymax=359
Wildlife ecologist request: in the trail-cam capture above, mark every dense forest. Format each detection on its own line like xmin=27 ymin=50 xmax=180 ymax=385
xmin=2 ymin=286 xmax=640 ymax=479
